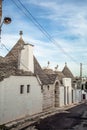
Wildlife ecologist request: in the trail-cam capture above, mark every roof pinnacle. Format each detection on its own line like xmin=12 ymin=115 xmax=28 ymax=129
xmin=65 ymin=62 xmax=67 ymax=67
xmin=19 ymin=31 xmax=23 ymax=38
xmin=47 ymin=61 xmax=50 ymax=69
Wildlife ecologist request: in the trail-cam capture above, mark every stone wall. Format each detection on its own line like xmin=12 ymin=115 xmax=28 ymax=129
xmin=42 ymin=85 xmax=54 ymax=111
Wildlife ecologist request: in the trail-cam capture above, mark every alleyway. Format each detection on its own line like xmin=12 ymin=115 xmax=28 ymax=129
xmin=27 ymin=102 xmax=87 ymax=130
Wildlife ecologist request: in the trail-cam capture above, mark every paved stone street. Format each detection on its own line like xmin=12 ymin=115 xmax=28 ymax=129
xmin=7 ymin=102 xmax=87 ymax=130
xmin=32 ymin=102 xmax=87 ymax=130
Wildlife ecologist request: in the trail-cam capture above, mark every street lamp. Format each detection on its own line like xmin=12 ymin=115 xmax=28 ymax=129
xmin=0 ymin=17 xmax=11 ymax=41
xmin=3 ymin=17 xmax=11 ymax=24
xmin=0 ymin=17 xmax=11 ymax=28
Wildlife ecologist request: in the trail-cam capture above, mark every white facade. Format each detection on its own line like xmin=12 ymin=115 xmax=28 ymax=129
xmin=59 ymin=86 xmax=64 ymax=107
xmin=72 ymin=89 xmax=82 ymax=103
xmin=75 ymin=89 xmax=82 ymax=102
xmin=0 ymin=76 xmax=43 ymax=125
xmin=62 ymin=78 xmax=72 ymax=105
xmin=82 ymin=90 xmax=87 ymax=100
xmin=19 ymin=44 xmax=34 ymax=73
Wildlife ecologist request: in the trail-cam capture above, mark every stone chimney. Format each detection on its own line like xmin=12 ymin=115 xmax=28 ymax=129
xmin=19 ymin=43 xmax=34 ymax=73
xmin=19 ymin=31 xmax=34 ymax=73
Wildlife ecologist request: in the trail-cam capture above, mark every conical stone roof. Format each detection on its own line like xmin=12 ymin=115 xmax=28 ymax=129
xmin=62 ymin=63 xmax=74 ymax=79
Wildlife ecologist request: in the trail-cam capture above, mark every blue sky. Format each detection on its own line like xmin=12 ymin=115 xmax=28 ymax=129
xmin=1 ymin=0 xmax=87 ymax=76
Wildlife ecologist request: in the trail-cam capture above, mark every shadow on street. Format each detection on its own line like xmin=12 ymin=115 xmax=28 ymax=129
xmin=34 ymin=103 xmax=87 ymax=130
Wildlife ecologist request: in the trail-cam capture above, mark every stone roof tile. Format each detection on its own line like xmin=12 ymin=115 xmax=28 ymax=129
xmin=55 ymin=71 xmax=65 ymax=81
xmin=0 ymin=37 xmax=55 ymax=85
xmin=62 ymin=64 xmax=74 ymax=79
xmin=34 ymin=57 xmax=53 ymax=85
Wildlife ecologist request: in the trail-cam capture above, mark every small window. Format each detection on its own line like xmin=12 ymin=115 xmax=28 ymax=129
xmin=27 ymin=85 xmax=30 ymax=93
xmin=47 ymin=85 xmax=50 ymax=90
xmin=41 ymin=85 xmax=43 ymax=93
xmin=20 ymin=85 xmax=24 ymax=94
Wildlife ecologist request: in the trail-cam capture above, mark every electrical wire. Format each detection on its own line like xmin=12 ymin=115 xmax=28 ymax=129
xmin=1 ymin=42 xmax=31 ymax=71
xmin=11 ymin=0 xmax=79 ymax=65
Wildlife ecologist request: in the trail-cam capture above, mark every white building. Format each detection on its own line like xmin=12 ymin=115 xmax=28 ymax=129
xmin=62 ymin=78 xmax=72 ymax=105
xmin=0 ymin=76 xmax=43 ymax=125
xmin=43 ymin=62 xmax=82 ymax=107
xmin=43 ymin=64 xmax=74 ymax=107
xmin=81 ymin=79 xmax=87 ymax=100
xmin=0 ymin=32 xmax=44 ymax=125
xmin=0 ymin=31 xmax=82 ymax=125
xmin=0 ymin=32 xmax=62 ymax=125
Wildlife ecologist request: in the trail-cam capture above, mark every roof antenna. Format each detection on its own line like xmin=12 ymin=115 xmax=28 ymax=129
xmin=19 ymin=31 xmax=23 ymax=39
xmin=55 ymin=64 xmax=58 ymax=71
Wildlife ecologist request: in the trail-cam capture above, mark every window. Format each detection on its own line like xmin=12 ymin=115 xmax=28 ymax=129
xmin=27 ymin=85 xmax=30 ymax=93
xmin=47 ymin=85 xmax=50 ymax=90
xmin=20 ymin=85 xmax=24 ymax=94
xmin=41 ymin=85 xmax=43 ymax=93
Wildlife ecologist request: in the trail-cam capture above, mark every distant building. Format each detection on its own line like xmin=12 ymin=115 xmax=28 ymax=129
xmin=81 ymin=78 xmax=87 ymax=100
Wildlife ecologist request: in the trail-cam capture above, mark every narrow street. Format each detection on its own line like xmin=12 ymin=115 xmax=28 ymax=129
xmin=25 ymin=102 xmax=87 ymax=130
xmin=4 ymin=102 xmax=87 ymax=130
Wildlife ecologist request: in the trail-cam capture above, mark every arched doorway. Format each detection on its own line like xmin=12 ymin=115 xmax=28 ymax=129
xmin=55 ymin=82 xmax=60 ymax=107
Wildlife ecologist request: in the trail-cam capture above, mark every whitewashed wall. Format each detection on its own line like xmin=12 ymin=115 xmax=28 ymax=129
xmin=62 ymin=78 xmax=72 ymax=105
xmin=75 ymin=89 xmax=82 ymax=103
xmin=82 ymin=90 xmax=87 ymax=100
xmin=72 ymin=89 xmax=76 ymax=103
xmin=59 ymin=86 xmax=64 ymax=107
xmin=0 ymin=76 xmax=43 ymax=125
xmin=19 ymin=44 xmax=34 ymax=73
